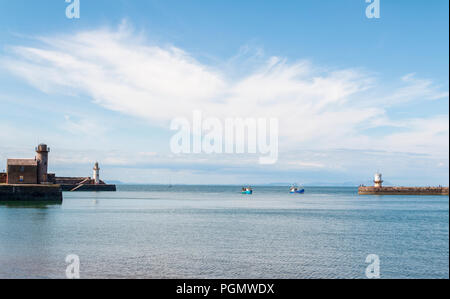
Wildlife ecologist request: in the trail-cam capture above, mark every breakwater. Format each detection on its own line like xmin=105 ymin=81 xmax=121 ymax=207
xmin=358 ymin=186 xmax=449 ymax=196
xmin=60 ymin=184 xmax=117 ymax=192
xmin=0 ymin=184 xmax=63 ymax=202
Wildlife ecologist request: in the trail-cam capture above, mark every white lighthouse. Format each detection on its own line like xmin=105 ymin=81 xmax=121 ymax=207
xmin=374 ymin=172 xmax=383 ymax=188
xmin=93 ymin=162 xmax=100 ymax=185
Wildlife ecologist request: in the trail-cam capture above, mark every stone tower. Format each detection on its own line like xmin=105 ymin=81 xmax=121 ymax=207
xmin=35 ymin=144 xmax=50 ymax=184
xmin=93 ymin=162 xmax=100 ymax=185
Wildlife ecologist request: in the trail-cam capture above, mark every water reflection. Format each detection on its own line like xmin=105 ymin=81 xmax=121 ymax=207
xmin=0 ymin=200 xmax=63 ymax=278
xmin=0 ymin=201 xmax=62 ymax=209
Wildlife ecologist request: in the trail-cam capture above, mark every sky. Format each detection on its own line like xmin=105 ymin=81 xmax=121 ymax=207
xmin=0 ymin=0 xmax=448 ymax=186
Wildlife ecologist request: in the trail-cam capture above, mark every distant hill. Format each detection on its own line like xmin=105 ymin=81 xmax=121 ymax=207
xmin=262 ymin=180 xmax=394 ymax=187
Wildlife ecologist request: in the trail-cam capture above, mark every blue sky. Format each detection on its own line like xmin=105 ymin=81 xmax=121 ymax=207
xmin=0 ymin=0 xmax=448 ymax=185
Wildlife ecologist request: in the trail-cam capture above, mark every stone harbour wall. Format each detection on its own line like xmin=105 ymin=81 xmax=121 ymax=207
xmin=0 ymin=184 xmax=63 ymax=202
xmin=359 ymin=186 xmax=449 ymax=196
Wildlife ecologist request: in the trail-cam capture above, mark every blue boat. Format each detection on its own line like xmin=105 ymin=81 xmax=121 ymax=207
xmin=242 ymin=187 xmax=253 ymax=195
xmin=290 ymin=185 xmax=305 ymax=194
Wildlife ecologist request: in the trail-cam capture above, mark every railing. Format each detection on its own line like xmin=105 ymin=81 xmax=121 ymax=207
xmin=69 ymin=177 xmax=91 ymax=192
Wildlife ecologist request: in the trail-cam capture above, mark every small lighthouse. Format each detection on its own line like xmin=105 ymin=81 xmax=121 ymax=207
xmin=374 ymin=172 xmax=383 ymax=188
xmin=93 ymin=162 xmax=100 ymax=185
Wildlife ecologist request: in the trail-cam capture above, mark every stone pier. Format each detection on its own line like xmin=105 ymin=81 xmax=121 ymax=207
xmin=358 ymin=186 xmax=449 ymax=196
xmin=0 ymin=184 xmax=63 ymax=202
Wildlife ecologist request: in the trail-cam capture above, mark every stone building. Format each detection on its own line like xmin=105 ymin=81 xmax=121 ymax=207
xmin=2 ymin=144 xmax=49 ymax=185
xmin=6 ymin=159 xmax=38 ymax=184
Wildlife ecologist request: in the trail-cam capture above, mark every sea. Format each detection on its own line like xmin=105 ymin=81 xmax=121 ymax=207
xmin=0 ymin=185 xmax=448 ymax=279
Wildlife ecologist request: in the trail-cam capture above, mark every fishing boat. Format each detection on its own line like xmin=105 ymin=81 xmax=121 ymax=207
xmin=290 ymin=185 xmax=305 ymax=194
xmin=242 ymin=187 xmax=253 ymax=195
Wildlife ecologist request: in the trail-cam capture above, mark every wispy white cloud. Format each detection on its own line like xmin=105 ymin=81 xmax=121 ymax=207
xmin=381 ymin=116 xmax=449 ymax=157
xmin=287 ymin=161 xmax=326 ymax=169
xmin=63 ymin=115 xmax=109 ymax=136
xmin=384 ymin=73 xmax=450 ymax=104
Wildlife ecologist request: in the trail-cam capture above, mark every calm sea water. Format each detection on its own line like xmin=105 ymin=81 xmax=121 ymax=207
xmin=0 ymin=186 xmax=448 ymax=279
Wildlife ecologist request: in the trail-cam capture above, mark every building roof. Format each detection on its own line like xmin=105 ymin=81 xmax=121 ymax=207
xmin=7 ymin=159 xmax=38 ymax=166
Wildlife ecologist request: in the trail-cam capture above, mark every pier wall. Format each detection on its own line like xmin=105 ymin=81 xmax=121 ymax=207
xmin=0 ymin=184 xmax=63 ymax=202
xmin=52 ymin=177 xmax=116 ymax=192
xmin=61 ymin=184 xmax=117 ymax=192
xmin=53 ymin=177 xmax=89 ymax=185
xmin=359 ymin=186 xmax=449 ymax=196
